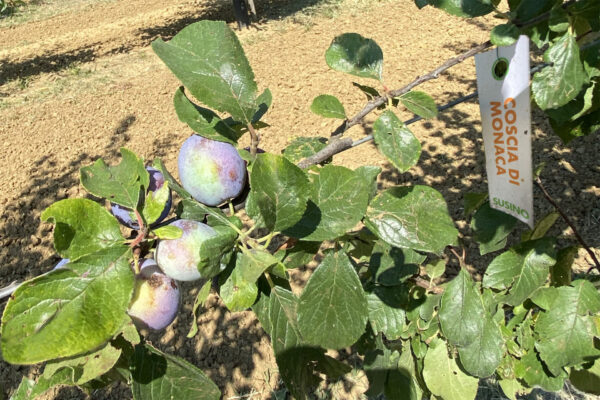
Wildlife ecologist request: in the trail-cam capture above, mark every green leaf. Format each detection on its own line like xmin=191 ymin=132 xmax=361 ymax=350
xmin=179 ymin=198 xmax=230 ymax=228
xmin=490 ymin=23 xmax=520 ymax=46
xmin=197 ymin=225 xmax=238 ymax=279
xmin=220 ymin=259 xmax=258 ymax=312
xmin=399 ymin=91 xmax=438 ymax=119
xmin=325 ymin=33 xmax=383 ymax=81
xmin=249 ymin=153 xmax=310 ymax=231
xmin=187 ymin=280 xmax=212 ymax=338
xmin=498 ymin=378 xmax=530 ymax=400
xmin=152 ymin=158 xmax=192 ymax=201
xmin=80 ymin=148 xmax=148 ymax=209
xmin=118 ymin=318 xmax=141 ymax=346
xmin=244 ymin=189 xmax=266 ymax=229
xmin=551 ymin=107 xmax=600 ymax=143
xmin=253 ymin=88 xmax=272 ymax=123
xmin=457 ymin=311 xmax=504 ymax=378
xmin=131 ymin=343 xmax=220 ymax=400
xmin=551 ymin=246 xmax=577 ymax=287
xmin=483 ymin=238 xmax=556 ymax=306
xmin=1 ymin=246 xmax=134 ymax=364
xmin=570 ymin=358 xmax=600 ymax=395
xmin=282 ymin=137 xmax=329 ymax=164
xmin=143 ymin=180 xmax=171 ymax=226
xmin=521 ymin=211 xmax=559 ymax=241
xmin=152 ymin=225 xmax=182 ymax=240
xmin=284 ymin=165 xmax=369 ymax=241
xmin=395 ymin=341 xmax=423 ymax=399
xmin=238 ymin=249 xmax=280 ymax=283
xmin=545 ymin=81 xmax=599 ymax=124
xmin=426 ymin=0 xmax=494 ymax=17
xmin=173 ymin=87 xmax=242 ymax=144
xmin=373 ymin=110 xmax=422 ymax=172
xmin=365 ymin=186 xmax=458 ymax=254
xmin=355 ymin=165 xmax=381 ymax=202
xmin=42 ymin=342 xmax=122 ymax=385
xmin=352 ymin=82 xmax=380 ymax=99
xmin=422 ymin=338 xmax=479 ymax=400
xmin=152 ymin=20 xmax=258 ymax=123
xmin=310 ymin=94 xmax=346 ymax=119
xmin=438 ymin=269 xmax=485 ymax=347
xmin=471 ymin=201 xmax=518 ymax=255
xmin=364 ymin=340 xmax=421 ymax=400
xmin=549 ymin=5 xmax=569 ymax=33
xmin=10 ymin=369 xmax=74 ymax=400
xmin=41 ymin=198 xmax=124 ymax=260
xmin=514 ymin=0 xmax=554 ymax=21
xmin=363 ymin=337 xmax=396 ymax=397
xmin=369 ymin=241 xmax=423 ymax=286
xmin=366 ymin=292 xmax=405 ymax=340
xmin=464 ymin=192 xmax=488 ymax=216
xmin=532 ymin=31 xmax=588 ymax=110
xmin=276 ymin=241 xmax=320 ymax=269
xmin=297 ymin=250 xmax=369 ymax=349
xmin=514 ymin=349 xmax=567 ymax=391
xmin=261 ymin=287 xmax=302 ymax=354
xmin=424 ymin=259 xmax=445 ymax=279
xmin=533 ymin=280 xmax=600 ymax=375
xmin=254 ymin=287 xmax=349 ymax=400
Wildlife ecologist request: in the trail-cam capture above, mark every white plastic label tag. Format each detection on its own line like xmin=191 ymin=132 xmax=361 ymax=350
xmin=475 ymin=36 xmax=533 ymax=227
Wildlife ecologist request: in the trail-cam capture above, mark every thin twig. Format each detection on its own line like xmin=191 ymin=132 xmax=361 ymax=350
xmin=413 ymin=276 xmax=444 ymax=294
xmin=297 ymin=137 xmax=354 ymax=169
xmin=449 ymin=247 xmax=466 ymax=269
xmin=535 ymin=177 xmax=600 ymax=271
xmin=247 ymin=123 xmax=259 ymax=156
xmin=351 ymin=92 xmax=480 ymax=149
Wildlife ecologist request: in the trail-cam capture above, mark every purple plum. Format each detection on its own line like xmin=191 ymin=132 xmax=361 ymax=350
xmin=155 ymin=219 xmax=218 ymax=281
xmin=111 ymin=166 xmax=172 ymax=229
xmin=127 ymin=259 xmax=180 ymax=331
xmin=178 ymin=135 xmax=246 ymax=206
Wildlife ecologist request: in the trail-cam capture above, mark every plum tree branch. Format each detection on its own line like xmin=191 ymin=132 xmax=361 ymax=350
xmin=535 ymin=177 xmax=600 ymax=271
xmin=326 ymin=40 xmax=493 ymax=140
xmin=298 ymin=40 xmax=493 ymax=168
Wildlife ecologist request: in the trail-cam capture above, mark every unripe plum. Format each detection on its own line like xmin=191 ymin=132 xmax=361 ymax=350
xmin=178 ymin=135 xmax=246 ymax=206
xmin=111 ymin=167 xmax=172 ymax=229
xmin=127 ymin=259 xmax=180 ymax=331
xmin=155 ymin=219 xmax=217 ymax=281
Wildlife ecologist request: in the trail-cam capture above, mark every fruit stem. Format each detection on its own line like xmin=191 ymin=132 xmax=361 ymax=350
xmin=129 ymin=210 xmax=147 ymax=249
xmin=264 ymin=271 xmax=275 ymax=289
xmin=228 ymin=201 xmax=235 ymax=215
xmin=132 ymin=248 xmax=141 ymax=274
xmin=240 ymin=224 xmax=258 ymax=240
xmin=247 ymin=123 xmax=259 ymax=156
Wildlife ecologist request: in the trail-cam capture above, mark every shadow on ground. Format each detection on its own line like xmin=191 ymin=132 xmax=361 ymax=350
xmin=0 ymin=0 xmax=343 ymax=86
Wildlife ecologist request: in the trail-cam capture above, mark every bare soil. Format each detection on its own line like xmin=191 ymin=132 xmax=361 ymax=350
xmin=1 ymin=0 xmax=599 ymax=399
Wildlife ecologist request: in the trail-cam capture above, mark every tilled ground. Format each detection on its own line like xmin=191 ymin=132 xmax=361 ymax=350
xmin=0 ymin=0 xmax=599 ymax=398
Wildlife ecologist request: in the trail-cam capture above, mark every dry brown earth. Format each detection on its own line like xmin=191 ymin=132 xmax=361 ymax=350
xmin=1 ymin=0 xmax=599 ymax=398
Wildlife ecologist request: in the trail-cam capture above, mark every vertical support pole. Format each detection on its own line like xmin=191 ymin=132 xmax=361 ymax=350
xmin=246 ymin=0 xmax=256 ymax=16
xmin=232 ymin=0 xmax=250 ymax=30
